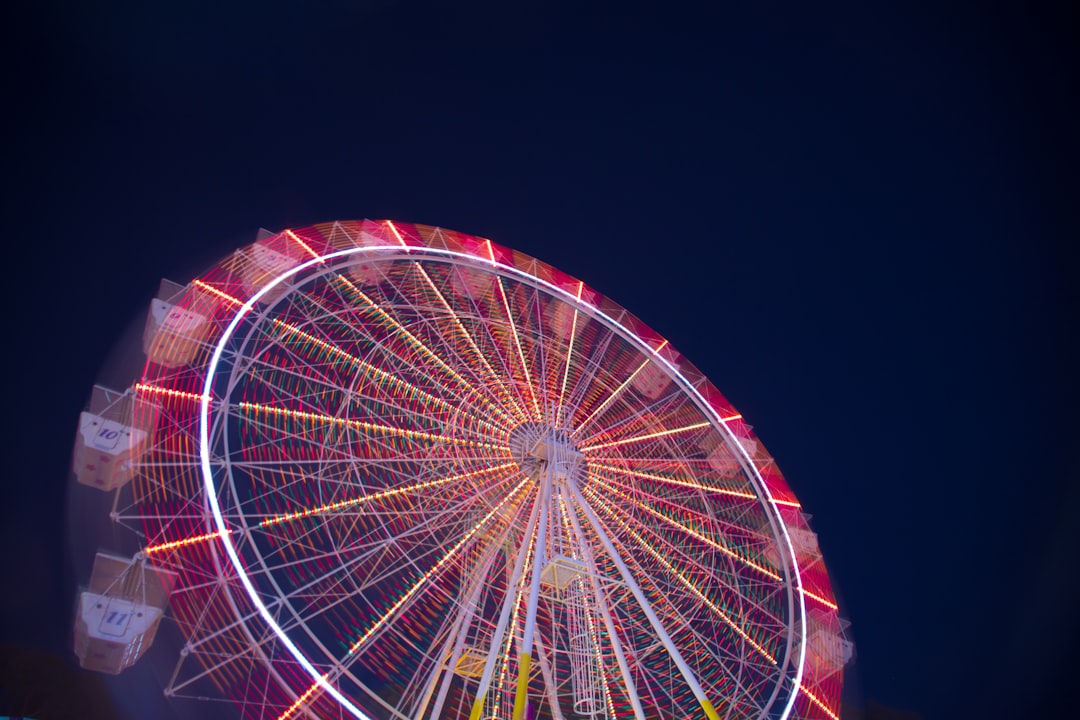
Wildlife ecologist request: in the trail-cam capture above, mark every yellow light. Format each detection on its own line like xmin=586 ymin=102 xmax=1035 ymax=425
xmin=275 ymin=671 xmax=329 ymax=720
xmin=133 ymin=383 xmax=211 ymax=403
xmin=385 ymin=220 xmax=407 ymax=246
xmin=494 ymin=276 xmax=543 ymax=420
xmin=589 ymin=461 xmax=759 ymax=501
xmin=801 ymin=684 xmax=840 ymax=720
xmin=192 ymin=279 xmax=244 ymax=307
xmin=581 ymin=420 xmax=711 ymax=452
xmin=144 ymin=529 xmax=231 ymax=554
xmin=284 ymin=229 xmax=323 ymax=261
xmin=260 ymin=463 xmax=517 ymax=527
xmin=801 ymin=588 xmax=839 ymax=611
xmin=239 ymin=402 xmax=506 ymax=452
xmin=597 ymin=478 xmax=782 ymax=581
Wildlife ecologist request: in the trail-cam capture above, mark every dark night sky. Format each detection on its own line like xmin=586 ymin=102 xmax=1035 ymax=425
xmin=2 ymin=1 xmax=1077 ymax=719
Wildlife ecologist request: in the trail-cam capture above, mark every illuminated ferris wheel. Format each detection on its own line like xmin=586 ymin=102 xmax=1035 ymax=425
xmin=72 ymin=220 xmax=851 ymax=720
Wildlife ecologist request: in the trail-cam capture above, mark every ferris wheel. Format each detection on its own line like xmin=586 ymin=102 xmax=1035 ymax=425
xmin=71 ymin=220 xmax=851 ymax=720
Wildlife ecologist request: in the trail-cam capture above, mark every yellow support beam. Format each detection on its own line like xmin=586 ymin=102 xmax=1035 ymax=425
xmin=700 ymin=696 xmax=722 ymax=720
xmin=511 ymin=651 xmax=532 ymax=720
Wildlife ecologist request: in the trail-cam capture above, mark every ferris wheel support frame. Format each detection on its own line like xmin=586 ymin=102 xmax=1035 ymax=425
xmin=562 ymin=482 xmax=647 ymax=720
xmin=567 ymin=481 xmax=722 ymax=720
xmin=421 ymin=511 xmax=527 ymax=719
xmin=512 ymin=460 xmax=552 ymax=720
xmin=467 ymin=485 xmax=544 ymax=720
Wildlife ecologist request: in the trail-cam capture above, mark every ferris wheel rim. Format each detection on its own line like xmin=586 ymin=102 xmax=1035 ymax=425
xmin=186 ymin=237 xmax=811 ymax=720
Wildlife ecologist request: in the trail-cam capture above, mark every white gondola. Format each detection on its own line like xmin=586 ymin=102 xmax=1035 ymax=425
xmin=544 ymin=286 xmax=597 ymax=342
xmin=805 ymin=608 xmax=855 ymax=679
xmin=344 ymin=231 xmax=398 ymax=287
xmin=72 ymin=385 xmax=154 ymax=491
xmin=74 ymin=552 xmax=178 ymax=674
xmin=143 ymin=278 xmax=212 ymax=368
xmin=697 ymin=433 xmax=749 ymax=477
xmin=238 ymin=233 xmax=307 ymax=305
xmin=632 ymin=357 xmax=675 ymax=400
xmin=762 ymin=513 xmax=822 ymax=570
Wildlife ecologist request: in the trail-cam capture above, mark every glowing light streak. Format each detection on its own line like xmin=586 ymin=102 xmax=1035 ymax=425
xmin=801 ymin=589 xmax=839 ymax=611
xmin=284 ymin=229 xmax=323 ymax=261
xmin=554 ymin=281 xmax=584 ymax=428
xmin=259 ymin=463 xmax=516 ymax=527
xmin=145 ymin=529 xmax=231 ymax=554
xmin=571 ymin=340 xmax=668 ymax=439
xmin=347 ymin=476 xmax=531 ymax=654
xmin=801 ymin=685 xmax=840 ymax=720
xmin=275 ymin=671 xmax=330 ymax=720
xmin=385 ymin=220 xmax=407 ymax=246
xmin=589 ymin=461 xmax=760 ymax=502
xmin=333 ymin=274 xmax=518 ymax=428
xmin=586 ymin=486 xmax=778 ymax=665
xmin=413 ymin=264 xmax=529 ymax=423
xmin=268 ymin=318 xmax=502 ymax=435
xmin=133 ymin=383 xmax=211 ymax=403
xmin=494 ymin=276 xmax=543 ymax=420
xmin=597 ymin=477 xmax=782 ymax=581
xmin=193 ymin=279 xmax=244 ymax=307
xmin=581 ymin=420 xmax=711 ymax=452
xmin=239 ymin=402 xmax=505 ymax=451
xmin=721 ymin=413 xmax=743 ymax=422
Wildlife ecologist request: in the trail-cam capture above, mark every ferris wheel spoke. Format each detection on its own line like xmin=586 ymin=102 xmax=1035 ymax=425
xmin=492 ymin=276 xmax=543 ymax=420
xmin=570 ymin=347 xmax=662 ymax=440
xmin=574 ymin=385 xmax=702 ymax=452
xmin=412 ymin=525 xmax=511 ymax=719
xmin=554 ymin=322 xmax=620 ymax=433
xmin=345 ymin=476 xmax=532 ymax=657
xmin=582 ymin=528 xmax=768 ymax=720
xmin=243 ymin=464 xmax=521 ymax=573
xmin=269 ymin=314 xmax=506 ymax=438
xmin=550 ymin=281 xmax=585 ymax=428
xmin=247 ymin=462 xmax=518 ymax=525
xmin=466 ymin=485 xmax=542 ymax=720
xmin=587 ymin=459 xmax=761 ymax=507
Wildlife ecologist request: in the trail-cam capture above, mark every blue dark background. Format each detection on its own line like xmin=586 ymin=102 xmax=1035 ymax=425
xmin=2 ymin=1 xmax=1076 ymax=719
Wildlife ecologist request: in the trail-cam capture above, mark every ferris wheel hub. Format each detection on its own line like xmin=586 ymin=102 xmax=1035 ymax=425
xmin=507 ymin=421 xmax=586 ymax=487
